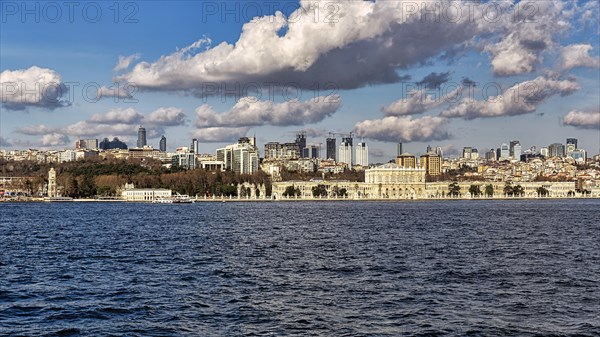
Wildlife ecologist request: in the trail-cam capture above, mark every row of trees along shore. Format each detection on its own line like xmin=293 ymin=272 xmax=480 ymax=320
xmin=1 ymin=158 xmax=270 ymax=198
xmin=0 ymin=158 xmax=364 ymax=198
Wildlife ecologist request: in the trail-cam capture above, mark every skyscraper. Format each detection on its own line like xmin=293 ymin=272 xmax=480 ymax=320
xmin=566 ymin=138 xmax=577 ymax=149
xmin=326 ymin=136 xmax=336 ymax=161
xmin=513 ymin=143 xmax=522 ymax=161
xmin=500 ymin=143 xmax=509 ymax=160
xmin=296 ymin=131 xmax=306 ymax=158
xmin=191 ymin=138 xmax=199 ymax=154
xmin=159 ymin=136 xmax=167 ymax=152
xmin=340 ymin=135 xmax=353 ymax=166
xmin=137 ymin=126 xmax=147 ymax=148
xmin=420 ymin=153 xmax=441 ymax=176
xmin=216 ymin=138 xmax=259 ymax=174
xmin=355 ymin=142 xmax=369 ymax=167
xmin=397 ymin=143 xmax=403 ymax=157
xmin=396 ymin=153 xmax=417 ymax=168
xmin=303 ymin=145 xmax=320 ymax=159
xmin=462 ymin=147 xmax=473 ymax=159
xmin=548 ymin=143 xmax=565 ymax=157
xmin=338 ymin=138 xmax=352 ymax=168
xmin=509 ymin=140 xmax=520 ymax=157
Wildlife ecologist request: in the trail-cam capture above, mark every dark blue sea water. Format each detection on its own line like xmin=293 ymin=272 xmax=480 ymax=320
xmin=1 ymin=200 xmax=599 ymax=336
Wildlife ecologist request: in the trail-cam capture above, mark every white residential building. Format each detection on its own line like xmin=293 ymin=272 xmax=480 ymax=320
xmin=355 ymin=142 xmax=369 ymax=167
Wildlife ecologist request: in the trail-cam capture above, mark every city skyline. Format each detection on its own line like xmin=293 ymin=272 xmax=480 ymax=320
xmin=1 ymin=1 xmax=599 ymax=159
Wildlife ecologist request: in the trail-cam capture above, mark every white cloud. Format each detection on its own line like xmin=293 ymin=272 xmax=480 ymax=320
xmin=15 ymin=124 xmax=60 ymax=136
xmin=144 ymin=107 xmax=186 ymax=126
xmin=484 ymin=1 xmax=569 ymax=76
xmin=16 ymin=107 xmax=183 ymax=140
xmin=118 ymin=1 xmax=493 ymax=93
xmin=382 ymin=87 xmax=461 ymax=116
xmin=65 ymin=121 xmax=145 ymax=138
xmin=89 ymin=108 xmax=143 ymax=124
xmin=354 ymin=116 xmax=451 ymax=143
xmin=116 ymin=1 xmax=581 ymax=92
xmin=41 ymin=133 xmax=70 ymax=147
xmin=440 ymin=77 xmax=579 ymax=119
xmin=114 ymin=53 xmax=141 ymax=72
xmin=559 ymin=44 xmax=600 ymax=70
xmin=191 ymin=127 xmax=249 ymax=143
xmin=195 ymin=95 xmax=340 ymax=127
xmin=562 ymin=110 xmax=600 ymax=129
xmin=0 ymin=66 xmax=69 ymax=110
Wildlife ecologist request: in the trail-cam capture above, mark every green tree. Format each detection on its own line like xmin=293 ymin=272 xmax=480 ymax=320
xmin=447 ymin=182 xmax=461 ymax=197
xmin=311 ymin=184 xmax=328 ymax=197
xmin=536 ymin=186 xmax=549 ymax=197
xmin=504 ymin=182 xmax=513 ymax=196
xmin=283 ymin=185 xmax=301 ymax=197
xmin=513 ymin=185 xmax=524 ymax=197
xmin=485 ymin=184 xmax=494 ymax=197
xmin=469 ymin=184 xmax=482 ymax=197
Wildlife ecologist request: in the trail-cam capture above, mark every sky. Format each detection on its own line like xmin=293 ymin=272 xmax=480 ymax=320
xmin=1 ymin=0 xmax=599 ymax=161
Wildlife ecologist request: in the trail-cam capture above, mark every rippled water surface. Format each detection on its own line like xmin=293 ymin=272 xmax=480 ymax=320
xmin=1 ymin=200 xmax=599 ymax=336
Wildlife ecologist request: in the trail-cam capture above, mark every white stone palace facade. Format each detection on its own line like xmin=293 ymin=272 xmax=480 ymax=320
xmin=272 ymin=163 xmax=582 ymax=200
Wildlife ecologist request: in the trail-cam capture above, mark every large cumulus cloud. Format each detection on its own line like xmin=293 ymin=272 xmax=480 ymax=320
xmin=0 ymin=66 xmax=69 ymax=110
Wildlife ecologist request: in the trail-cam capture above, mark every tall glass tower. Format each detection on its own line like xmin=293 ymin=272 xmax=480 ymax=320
xmin=159 ymin=135 xmax=167 ymax=152
xmin=137 ymin=126 xmax=147 ymax=148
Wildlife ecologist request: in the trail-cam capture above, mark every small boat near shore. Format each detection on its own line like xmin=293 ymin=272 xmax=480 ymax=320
xmin=153 ymin=193 xmax=194 ymax=204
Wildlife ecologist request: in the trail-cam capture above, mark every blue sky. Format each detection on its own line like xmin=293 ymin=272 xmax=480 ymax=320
xmin=1 ymin=0 xmax=599 ymax=160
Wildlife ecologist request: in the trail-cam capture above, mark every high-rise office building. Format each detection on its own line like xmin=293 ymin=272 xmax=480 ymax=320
xmin=264 ymin=142 xmax=300 ymax=160
xmin=426 ymin=145 xmax=433 ymax=153
xmin=76 ymin=138 xmax=98 ymax=150
xmin=326 ymin=137 xmax=336 ymax=161
xmin=338 ymin=138 xmax=353 ymax=168
xmin=540 ymin=147 xmax=549 ymax=157
xmin=191 ymin=138 xmax=199 ymax=154
xmin=396 ymin=153 xmax=417 ymax=168
xmin=499 ymin=143 xmax=510 ymax=160
xmin=513 ymin=143 xmax=521 ymax=161
xmin=172 ymin=147 xmax=197 ymax=170
xmin=548 ymin=143 xmax=565 ymax=158
xmin=296 ymin=131 xmax=306 ymax=158
xmin=137 ymin=126 xmax=147 ymax=148
xmin=486 ymin=149 xmax=497 ymax=161
xmin=159 ymin=136 xmax=167 ymax=152
xmin=462 ymin=147 xmax=473 ymax=159
xmin=420 ymin=153 xmax=441 ymax=176
xmin=509 ymin=140 xmax=520 ymax=157
xmin=355 ymin=142 xmax=369 ymax=167
xmin=217 ymin=138 xmax=259 ymax=174
xmin=435 ymin=146 xmax=443 ymax=158
xmin=499 ymin=143 xmax=509 ymax=160
xmin=397 ymin=143 xmax=403 ymax=157
xmin=303 ymin=145 xmax=320 ymax=159
xmin=566 ymin=138 xmax=577 ymax=149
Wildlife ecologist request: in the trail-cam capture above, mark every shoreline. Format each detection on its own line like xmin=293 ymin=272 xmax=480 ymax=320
xmin=1 ymin=196 xmax=599 ymax=203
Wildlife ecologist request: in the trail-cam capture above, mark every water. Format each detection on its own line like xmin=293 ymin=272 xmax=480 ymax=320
xmin=1 ymin=200 xmax=599 ymax=336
